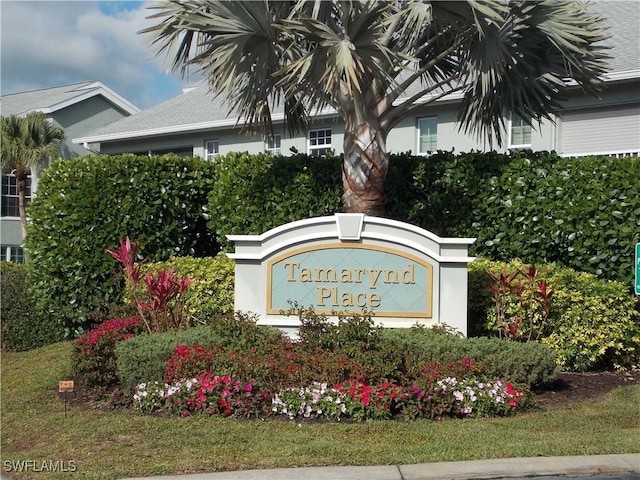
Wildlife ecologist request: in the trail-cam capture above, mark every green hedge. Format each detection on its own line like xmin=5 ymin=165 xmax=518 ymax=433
xmin=131 ymin=254 xmax=235 ymax=324
xmin=470 ymin=153 xmax=640 ymax=283
xmin=207 ymin=151 xmax=343 ymax=250
xmin=25 ymin=154 xmax=218 ymax=334
xmin=116 ymin=315 xmax=282 ymax=387
xmin=206 ymin=150 xmax=637 ymax=285
xmin=0 ymin=262 xmax=64 ymax=351
xmin=469 ymin=259 xmax=640 ymax=371
xmin=380 ymin=328 xmax=559 ymax=386
xmin=385 ymin=150 xmax=513 ymax=237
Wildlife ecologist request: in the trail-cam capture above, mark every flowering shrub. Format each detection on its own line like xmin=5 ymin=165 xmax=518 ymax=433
xmin=133 ymin=373 xmax=271 ymax=417
xmin=164 ymin=340 xmax=372 ymax=391
xmin=165 ymin=344 xmax=224 ymax=382
xmin=73 ymin=316 xmax=143 ymax=387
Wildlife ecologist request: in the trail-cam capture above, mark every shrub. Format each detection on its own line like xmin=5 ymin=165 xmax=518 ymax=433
xmin=294 ymin=307 xmax=405 ymax=383
xmin=470 ymin=153 xmax=640 ymax=283
xmin=115 ymin=324 xmax=227 ymax=387
xmin=109 ymin=237 xmax=193 ymax=333
xmin=0 ymin=262 xmax=64 ymax=351
xmin=25 ymin=154 xmax=218 ymax=335
xmin=115 ymin=313 xmax=282 ymax=387
xmin=207 ymin=152 xmax=343 ymax=251
xmin=133 ymin=254 xmax=235 ymax=324
xmin=73 ymin=317 xmax=144 ymax=387
xmin=380 ymin=327 xmax=559 ymax=386
xmin=163 ymin=338 xmax=370 ymax=393
xmin=385 ymin=150 xmax=513 ymax=237
xmin=469 ymin=259 xmax=640 ymax=371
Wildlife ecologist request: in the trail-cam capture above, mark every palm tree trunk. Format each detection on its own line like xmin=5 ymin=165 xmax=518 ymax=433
xmin=341 ymin=116 xmax=389 ymax=216
xmin=15 ymin=166 xmax=28 ymax=241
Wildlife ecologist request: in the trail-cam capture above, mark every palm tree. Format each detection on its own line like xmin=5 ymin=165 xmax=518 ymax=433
xmin=142 ymin=0 xmax=608 ymax=215
xmin=1 ymin=112 xmax=65 ymax=238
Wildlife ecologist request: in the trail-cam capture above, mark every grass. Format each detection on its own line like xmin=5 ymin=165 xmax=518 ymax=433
xmin=2 ymin=341 xmax=639 ymax=480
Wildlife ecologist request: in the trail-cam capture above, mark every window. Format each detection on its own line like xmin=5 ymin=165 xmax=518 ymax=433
xmin=1 ymin=245 xmax=25 ymax=263
xmin=308 ymin=128 xmax=332 ymax=157
xmin=417 ymin=117 xmax=438 ymax=154
xmin=265 ymin=135 xmax=281 ymax=155
xmin=205 ymin=140 xmax=220 ymax=160
xmin=1 ymin=174 xmax=31 ymax=218
xmin=510 ymin=115 xmax=532 ymax=148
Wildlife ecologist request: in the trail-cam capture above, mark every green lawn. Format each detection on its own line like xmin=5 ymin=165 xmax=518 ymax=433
xmin=1 ymin=341 xmax=639 ymax=480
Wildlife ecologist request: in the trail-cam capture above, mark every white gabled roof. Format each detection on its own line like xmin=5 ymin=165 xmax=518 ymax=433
xmin=1 ymin=80 xmax=140 ymax=117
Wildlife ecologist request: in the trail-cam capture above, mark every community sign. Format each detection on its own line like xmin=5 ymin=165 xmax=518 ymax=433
xmin=227 ymin=214 xmax=475 ymax=336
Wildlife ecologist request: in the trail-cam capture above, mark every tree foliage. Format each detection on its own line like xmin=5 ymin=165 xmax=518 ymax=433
xmin=1 ymin=112 xmax=65 ymax=237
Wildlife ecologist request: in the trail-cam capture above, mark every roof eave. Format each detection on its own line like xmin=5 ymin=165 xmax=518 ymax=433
xmin=38 ymin=82 xmax=140 ymax=115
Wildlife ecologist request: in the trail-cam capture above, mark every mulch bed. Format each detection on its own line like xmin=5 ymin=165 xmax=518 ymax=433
xmin=532 ymin=370 xmax=640 ymax=409
xmin=58 ymin=371 xmax=640 ymax=413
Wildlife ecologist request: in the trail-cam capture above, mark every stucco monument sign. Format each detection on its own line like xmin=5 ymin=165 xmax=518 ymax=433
xmin=227 ymin=214 xmax=475 ymax=336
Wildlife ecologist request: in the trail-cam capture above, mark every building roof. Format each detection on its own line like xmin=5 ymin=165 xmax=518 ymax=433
xmin=1 ymin=80 xmax=140 ymax=117
xmin=73 ymin=1 xmax=639 ymax=146
xmin=592 ymin=0 xmax=640 ymax=74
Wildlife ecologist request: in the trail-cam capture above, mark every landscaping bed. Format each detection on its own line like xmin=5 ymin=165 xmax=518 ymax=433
xmin=58 ymin=370 xmax=640 ymax=415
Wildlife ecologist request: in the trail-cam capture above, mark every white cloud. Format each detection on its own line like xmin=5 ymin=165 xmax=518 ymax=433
xmin=0 ymin=0 xmax=185 ymax=108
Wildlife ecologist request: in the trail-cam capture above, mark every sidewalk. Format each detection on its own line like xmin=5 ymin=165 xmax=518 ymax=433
xmin=119 ymin=454 xmax=640 ymax=480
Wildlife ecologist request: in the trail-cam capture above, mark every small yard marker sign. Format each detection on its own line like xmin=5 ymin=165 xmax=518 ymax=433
xmin=636 ymin=243 xmax=640 ymax=295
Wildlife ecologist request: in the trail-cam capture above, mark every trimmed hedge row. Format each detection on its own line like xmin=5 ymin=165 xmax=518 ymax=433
xmin=24 ymin=150 xmax=638 ymax=340
xmin=470 ymin=153 xmax=640 ymax=283
xmin=379 ymin=328 xmax=559 ymax=386
xmin=0 ymin=262 xmax=64 ymax=351
xmin=115 ymin=313 xmax=558 ymax=389
xmin=207 ymin=150 xmax=638 ymax=285
xmin=206 ymin=151 xmax=343 ymax=250
xmin=25 ymin=154 xmax=217 ymax=334
xmin=115 ymin=314 xmax=282 ymax=387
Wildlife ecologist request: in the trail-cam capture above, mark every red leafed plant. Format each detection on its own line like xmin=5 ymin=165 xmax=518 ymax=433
xmin=487 ymin=264 xmax=558 ymax=342
xmin=107 ymin=237 xmax=191 ymax=333
xmin=73 ymin=316 xmax=143 ymax=387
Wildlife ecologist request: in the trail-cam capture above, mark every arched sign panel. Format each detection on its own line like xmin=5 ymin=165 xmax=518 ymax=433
xmin=228 ymin=214 xmax=475 ymax=335
xmin=267 ymin=243 xmax=434 ymax=318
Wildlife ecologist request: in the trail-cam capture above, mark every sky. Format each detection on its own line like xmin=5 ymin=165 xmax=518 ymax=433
xmin=0 ymin=0 xmax=197 ymax=109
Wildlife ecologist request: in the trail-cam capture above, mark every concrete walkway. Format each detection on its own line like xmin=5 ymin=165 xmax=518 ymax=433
xmin=118 ymin=454 xmax=639 ymax=480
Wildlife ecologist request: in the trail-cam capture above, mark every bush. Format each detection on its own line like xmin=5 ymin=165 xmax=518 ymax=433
xmin=115 ymin=324 xmax=227 ymax=387
xmin=115 ymin=314 xmax=281 ymax=387
xmin=470 ymin=153 xmax=640 ymax=283
xmin=73 ymin=317 xmax=144 ymax=387
xmin=132 ymin=254 xmax=235 ymax=324
xmin=25 ymin=154 xmax=218 ymax=335
xmin=469 ymin=259 xmax=640 ymax=371
xmin=0 ymin=262 xmax=64 ymax=351
xmin=294 ymin=307 xmax=404 ymax=383
xmin=380 ymin=327 xmax=559 ymax=386
xmin=385 ymin=150 xmax=512 ymax=237
xmin=206 ymin=150 xmax=637 ymax=285
xmin=207 ymin=152 xmax=343 ymax=251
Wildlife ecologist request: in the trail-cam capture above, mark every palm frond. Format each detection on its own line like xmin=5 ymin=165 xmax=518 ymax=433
xmin=457 ymin=0 xmax=609 ymax=146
